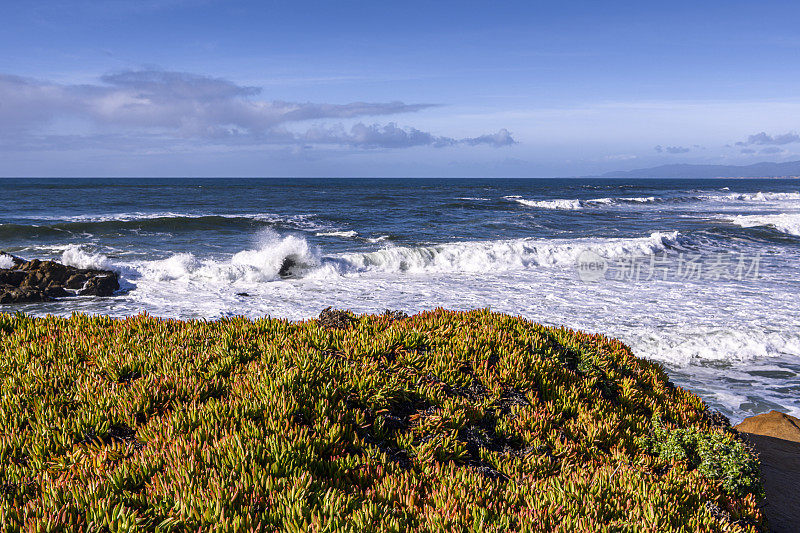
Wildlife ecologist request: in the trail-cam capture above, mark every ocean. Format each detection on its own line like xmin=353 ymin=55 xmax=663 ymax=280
xmin=2 ymin=177 xmax=799 ymax=422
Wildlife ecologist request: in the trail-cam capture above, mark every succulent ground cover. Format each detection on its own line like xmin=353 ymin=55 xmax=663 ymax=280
xmin=0 ymin=309 xmax=764 ymax=531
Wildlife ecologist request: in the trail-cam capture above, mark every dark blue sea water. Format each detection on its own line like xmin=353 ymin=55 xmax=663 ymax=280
xmin=2 ymin=177 xmax=799 ymax=422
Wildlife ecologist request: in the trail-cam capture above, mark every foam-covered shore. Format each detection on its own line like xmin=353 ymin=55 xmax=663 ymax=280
xmin=0 ymin=309 xmax=765 ymax=530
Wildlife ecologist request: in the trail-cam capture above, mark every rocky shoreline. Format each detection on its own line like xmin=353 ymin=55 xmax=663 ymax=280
xmin=0 ymin=251 xmax=119 ymax=304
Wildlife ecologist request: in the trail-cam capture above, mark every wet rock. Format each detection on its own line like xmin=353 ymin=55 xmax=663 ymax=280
xmin=0 ymin=270 xmax=25 ymax=286
xmin=0 ymin=251 xmax=119 ymax=304
xmin=278 ymin=256 xmax=296 ymax=278
xmin=0 ymin=287 xmax=51 ymax=304
xmin=77 ymin=274 xmax=119 ymax=296
xmin=64 ymin=274 xmax=88 ymax=289
xmin=45 ymin=286 xmax=70 ymax=298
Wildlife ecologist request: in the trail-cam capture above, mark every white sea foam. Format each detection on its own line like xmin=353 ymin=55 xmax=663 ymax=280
xmin=315 ymin=230 xmax=358 ymax=238
xmin=123 ymin=231 xmax=681 ymax=287
xmin=706 ymin=191 xmax=800 ymax=203
xmin=509 ymin=191 xmax=800 ymax=210
xmin=506 ymin=196 xmax=658 ymax=210
xmin=587 ymin=197 xmax=615 ymax=205
xmin=231 ymin=230 xmax=321 ymax=277
xmin=61 ymin=245 xmax=114 ymax=271
xmin=34 ymin=211 xmax=211 ymax=222
xmin=0 ymin=255 xmax=15 ymax=269
xmin=338 ymin=231 xmax=679 ymax=274
xmin=618 ymin=196 xmax=657 ymax=203
xmin=457 ymin=197 xmax=490 ymax=201
xmin=509 ymin=198 xmax=585 ymax=209
xmin=138 ymin=229 xmax=324 ymax=284
xmin=638 ymin=326 xmax=800 ymax=366
xmin=729 ymin=213 xmax=800 ymax=236
xmin=27 ymin=211 xmax=330 ymax=231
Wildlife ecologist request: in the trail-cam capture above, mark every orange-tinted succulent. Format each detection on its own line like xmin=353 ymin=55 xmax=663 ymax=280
xmin=0 ymin=309 xmax=764 ymax=531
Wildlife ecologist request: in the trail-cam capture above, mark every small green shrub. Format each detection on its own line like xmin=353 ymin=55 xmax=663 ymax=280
xmin=638 ymin=418 xmax=763 ymax=499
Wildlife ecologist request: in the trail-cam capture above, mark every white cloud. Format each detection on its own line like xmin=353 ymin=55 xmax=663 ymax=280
xmin=736 ymin=131 xmax=800 ymax=146
xmin=300 ymin=123 xmax=515 ymax=148
xmin=0 ymin=69 xmax=512 ymax=152
xmin=654 ymin=145 xmax=691 ymax=154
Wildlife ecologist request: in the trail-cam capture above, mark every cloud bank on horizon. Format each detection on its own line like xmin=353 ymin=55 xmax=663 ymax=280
xmin=0 ymin=70 xmax=515 ymax=151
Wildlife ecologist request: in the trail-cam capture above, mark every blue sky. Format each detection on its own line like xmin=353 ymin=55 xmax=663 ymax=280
xmin=2 ymin=0 xmax=800 ymax=177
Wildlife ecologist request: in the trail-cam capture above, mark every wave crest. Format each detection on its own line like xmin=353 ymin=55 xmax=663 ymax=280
xmin=506 ymin=196 xmax=657 ymax=210
xmin=124 ymin=231 xmax=683 ymax=287
xmin=140 ymin=230 xmax=323 ymax=284
xmin=338 ymin=231 xmax=680 ymax=274
xmin=61 ymin=245 xmax=114 ymax=271
xmin=708 ymin=191 xmax=800 ymax=203
xmin=729 ymin=213 xmax=800 ymax=236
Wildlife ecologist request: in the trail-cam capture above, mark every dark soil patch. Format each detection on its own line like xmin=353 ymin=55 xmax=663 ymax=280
xmin=381 ymin=309 xmax=409 ymax=323
xmin=352 ymin=395 xmax=434 ymax=469
xmin=318 ymin=307 xmax=356 ymax=330
xmin=117 ymin=370 xmax=142 ymax=385
xmin=78 ymin=423 xmax=144 ymax=452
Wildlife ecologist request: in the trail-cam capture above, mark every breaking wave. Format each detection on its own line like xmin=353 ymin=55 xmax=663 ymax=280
xmin=29 ymin=211 xmax=325 ymax=225
xmin=705 ymin=191 xmax=800 ymax=203
xmin=729 ymin=213 xmax=800 ymax=237
xmin=505 ymin=191 xmax=800 ymax=210
xmin=136 ymin=230 xmax=324 ymax=284
xmin=509 ymin=198 xmax=584 ymax=210
xmin=120 ymin=231 xmax=680 ymax=283
xmin=505 ymin=196 xmax=657 ymax=210
xmin=90 ymin=230 xmax=686 ymax=288
xmin=338 ymin=231 xmax=680 ymax=274
xmin=61 ymin=245 xmax=114 ymax=271
xmin=315 ymin=230 xmax=358 ymax=238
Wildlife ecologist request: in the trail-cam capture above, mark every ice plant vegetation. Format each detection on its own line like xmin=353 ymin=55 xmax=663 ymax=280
xmin=0 ymin=309 xmax=763 ymax=531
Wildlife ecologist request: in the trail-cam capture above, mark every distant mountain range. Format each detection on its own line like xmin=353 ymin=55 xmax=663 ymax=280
xmin=598 ymin=160 xmax=800 ymax=179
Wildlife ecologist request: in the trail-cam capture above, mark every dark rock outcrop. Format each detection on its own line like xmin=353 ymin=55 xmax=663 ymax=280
xmin=278 ymin=256 xmax=296 ymax=278
xmin=0 ymin=251 xmax=119 ymax=304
